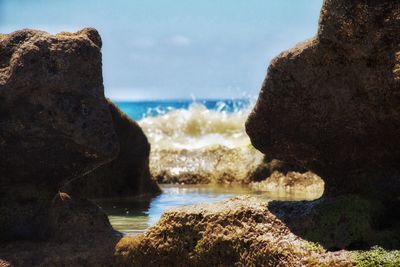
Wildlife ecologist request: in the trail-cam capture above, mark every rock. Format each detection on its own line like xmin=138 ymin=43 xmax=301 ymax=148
xmin=269 ymin=196 xmax=400 ymax=251
xmin=250 ymin=170 xmax=324 ymax=198
xmin=115 ymin=197 xmax=353 ymax=266
xmin=246 ymin=0 xmax=400 ymax=195
xmin=0 ymin=259 xmax=12 ymax=267
xmin=151 ymin=145 xmax=267 ymax=184
xmin=48 ymin=192 xmax=116 ymax=241
xmin=0 ymin=28 xmax=119 ymax=240
xmin=0 ymin=193 xmax=119 ymax=267
xmin=64 ymin=100 xmax=160 ymax=198
xmin=0 ymin=28 xmax=119 ymax=187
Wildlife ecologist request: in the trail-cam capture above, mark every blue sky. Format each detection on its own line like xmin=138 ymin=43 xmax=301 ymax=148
xmin=0 ymin=0 xmax=323 ymax=100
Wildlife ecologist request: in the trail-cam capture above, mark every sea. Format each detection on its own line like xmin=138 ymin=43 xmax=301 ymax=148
xmin=116 ymin=99 xmax=253 ymax=150
xmin=99 ymin=99 xmax=321 ymax=234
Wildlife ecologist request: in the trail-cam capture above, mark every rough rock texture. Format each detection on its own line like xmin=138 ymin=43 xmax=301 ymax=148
xmin=0 ymin=28 xmax=119 ymax=240
xmin=269 ymin=196 xmax=400 ymax=251
xmin=0 ymin=192 xmax=120 ymax=266
xmin=250 ymin=170 xmax=324 ymax=198
xmin=246 ymin=0 xmax=400 ymax=195
xmin=64 ymin=100 xmax=160 ymax=199
xmin=115 ymin=197 xmax=352 ymax=266
xmin=48 ymin=192 xmax=115 ymax=241
xmin=0 ymin=28 xmax=118 ymax=186
xmin=152 ymin=146 xmax=268 ymax=184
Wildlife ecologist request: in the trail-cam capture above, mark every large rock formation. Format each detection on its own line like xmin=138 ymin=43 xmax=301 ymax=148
xmin=151 ymin=145 xmax=268 ymax=184
xmin=0 ymin=28 xmax=119 ymax=240
xmin=246 ymin=0 xmax=400 ymax=195
xmin=115 ymin=197 xmax=355 ymax=266
xmin=64 ymin=100 xmax=161 ymax=198
xmin=0 ymin=193 xmax=119 ymax=266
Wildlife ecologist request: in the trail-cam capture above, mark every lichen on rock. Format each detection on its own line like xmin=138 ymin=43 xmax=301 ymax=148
xmin=115 ymin=197 xmax=353 ymax=267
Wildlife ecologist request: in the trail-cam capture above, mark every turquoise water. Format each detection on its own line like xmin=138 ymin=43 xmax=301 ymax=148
xmin=115 ymin=99 xmax=251 ymax=120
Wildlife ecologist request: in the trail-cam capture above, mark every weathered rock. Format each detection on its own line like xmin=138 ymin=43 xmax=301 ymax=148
xmin=0 ymin=28 xmax=119 ymax=240
xmin=151 ymin=145 xmax=268 ymax=184
xmin=0 ymin=28 xmax=119 ymax=186
xmin=0 ymin=193 xmax=119 ymax=267
xmin=64 ymin=100 xmax=160 ymax=198
xmin=246 ymin=0 xmax=400 ymax=195
xmin=269 ymin=196 xmax=400 ymax=251
xmin=115 ymin=197 xmax=353 ymax=266
xmin=48 ymin=192 xmax=116 ymax=241
xmin=250 ymin=170 xmax=324 ymax=198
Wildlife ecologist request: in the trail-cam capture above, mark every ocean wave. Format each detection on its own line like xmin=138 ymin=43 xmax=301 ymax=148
xmin=138 ymin=101 xmax=252 ymax=150
xmin=137 ymin=100 xmax=268 ymax=184
xmin=137 ymin=100 xmax=323 ymax=195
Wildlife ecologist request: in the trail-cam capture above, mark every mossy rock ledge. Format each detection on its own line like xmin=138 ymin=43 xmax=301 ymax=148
xmin=244 ymin=0 xmax=400 ymax=264
xmin=115 ymin=196 xmax=400 ymax=267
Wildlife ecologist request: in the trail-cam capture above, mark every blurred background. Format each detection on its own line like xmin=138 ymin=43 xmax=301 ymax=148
xmin=0 ymin=0 xmax=323 ymax=100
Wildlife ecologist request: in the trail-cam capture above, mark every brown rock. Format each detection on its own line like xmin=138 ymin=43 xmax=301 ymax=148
xmin=65 ymin=100 xmax=160 ymax=198
xmin=246 ymin=0 xmax=400 ymax=195
xmin=48 ymin=192 xmax=116 ymax=241
xmin=115 ymin=197 xmax=352 ymax=266
xmin=151 ymin=145 xmax=267 ymax=185
xmin=0 ymin=28 xmax=119 ymax=186
xmin=0 ymin=28 xmax=119 ymax=240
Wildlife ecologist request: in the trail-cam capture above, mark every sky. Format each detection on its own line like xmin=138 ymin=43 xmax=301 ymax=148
xmin=0 ymin=0 xmax=323 ymax=100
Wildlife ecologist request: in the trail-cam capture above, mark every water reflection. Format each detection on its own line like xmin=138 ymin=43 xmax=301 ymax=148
xmin=95 ymin=184 xmax=320 ymax=234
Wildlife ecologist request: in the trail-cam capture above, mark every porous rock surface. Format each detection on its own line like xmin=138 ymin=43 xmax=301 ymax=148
xmin=115 ymin=197 xmax=352 ymax=267
xmin=152 ymin=145 xmax=268 ymax=184
xmin=246 ymin=0 xmax=400 ymax=195
xmin=0 ymin=28 xmax=119 ymax=186
xmin=0 ymin=192 xmax=119 ymax=266
xmin=64 ymin=100 xmax=160 ymax=198
xmin=0 ymin=28 xmax=119 ymax=240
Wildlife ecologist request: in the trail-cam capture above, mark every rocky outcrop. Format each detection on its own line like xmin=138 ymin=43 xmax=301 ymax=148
xmin=64 ymin=100 xmax=160 ymax=199
xmin=0 ymin=28 xmax=118 ymax=187
xmin=151 ymin=145 xmax=268 ymax=184
xmin=269 ymin=196 xmax=400 ymax=251
xmin=115 ymin=197 xmax=353 ymax=266
xmin=0 ymin=28 xmax=119 ymax=241
xmin=250 ymin=170 xmax=324 ymax=198
xmin=0 ymin=192 xmax=119 ymax=266
xmin=246 ymin=0 xmax=400 ymax=196
xmin=115 ymin=197 xmax=400 ymax=266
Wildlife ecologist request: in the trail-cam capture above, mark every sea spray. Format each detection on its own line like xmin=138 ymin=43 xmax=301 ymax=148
xmin=116 ymin=99 xmax=323 ymax=193
xmin=139 ymin=102 xmax=253 ymax=150
xmin=136 ymin=100 xmax=268 ymax=184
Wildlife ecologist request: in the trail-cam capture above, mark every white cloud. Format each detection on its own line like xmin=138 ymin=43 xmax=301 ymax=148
xmin=167 ymin=35 xmax=191 ymax=47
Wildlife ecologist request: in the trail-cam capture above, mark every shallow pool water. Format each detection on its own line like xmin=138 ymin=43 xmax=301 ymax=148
xmin=95 ymin=184 xmax=318 ymax=235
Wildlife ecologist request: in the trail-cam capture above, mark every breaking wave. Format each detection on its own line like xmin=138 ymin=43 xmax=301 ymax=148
xmin=135 ymin=100 xmax=267 ymax=184
xmin=138 ymin=101 xmax=252 ymax=150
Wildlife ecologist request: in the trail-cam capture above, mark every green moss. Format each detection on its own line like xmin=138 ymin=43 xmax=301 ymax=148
xmin=194 ymin=239 xmax=206 ymax=254
xmin=304 ymin=195 xmax=384 ymax=248
xmin=247 ymin=143 xmax=254 ymax=149
xmin=303 ymin=241 xmax=325 ymax=254
xmin=352 ymin=247 xmax=400 ymax=267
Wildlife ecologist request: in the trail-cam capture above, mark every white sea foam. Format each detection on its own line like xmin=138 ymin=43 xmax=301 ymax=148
xmin=138 ymin=103 xmax=252 ymax=150
xmin=137 ymin=101 xmax=266 ymax=184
